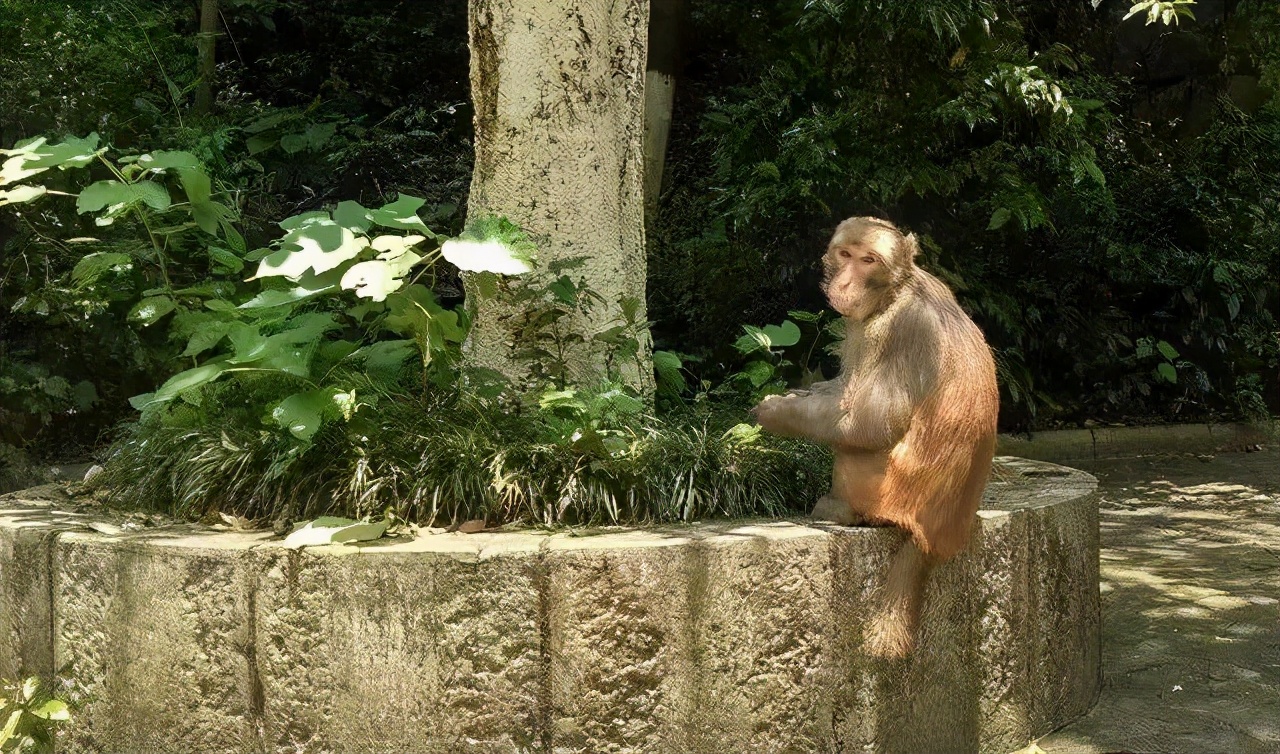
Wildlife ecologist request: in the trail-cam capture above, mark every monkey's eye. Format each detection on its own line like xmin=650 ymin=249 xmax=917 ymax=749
xmin=838 ymin=249 xmax=853 ymax=259
xmin=861 ymin=256 xmax=877 ymax=264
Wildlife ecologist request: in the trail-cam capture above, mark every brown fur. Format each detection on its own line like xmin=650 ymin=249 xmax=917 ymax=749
xmin=752 ymin=217 xmax=999 ymax=657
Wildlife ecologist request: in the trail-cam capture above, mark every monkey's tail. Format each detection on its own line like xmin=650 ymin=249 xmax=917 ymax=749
xmin=864 ymin=537 xmax=936 ymax=659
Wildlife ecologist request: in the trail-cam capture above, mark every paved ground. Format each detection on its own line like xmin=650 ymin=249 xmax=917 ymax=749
xmin=1029 ymin=448 xmax=1280 ymax=754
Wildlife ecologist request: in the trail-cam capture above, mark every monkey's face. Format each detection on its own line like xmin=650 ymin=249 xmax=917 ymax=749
xmin=821 ymin=217 xmax=902 ymax=319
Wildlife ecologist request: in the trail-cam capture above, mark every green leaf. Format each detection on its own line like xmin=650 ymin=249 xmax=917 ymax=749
xmin=348 ymin=340 xmax=418 ymax=378
xmin=71 ymin=252 xmax=132 ymax=286
xmin=1227 ymin=293 xmax=1241 ymax=321
xmin=30 ymin=699 xmax=70 ymax=722
xmin=136 ymin=150 xmax=201 ymax=172
xmin=280 ymin=133 xmax=308 ymax=154
xmin=741 ymin=360 xmax=774 ymax=387
xmin=333 ymin=200 xmax=372 ymax=233
xmin=988 ymin=207 xmax=1012 ymax=230
xmin=182 ymin=321 xmax=237 ymax=357
xmin=653 ymin=350 xmax=686 ymax=395
xmin=762 ymin=320 xmax=802 ymax=348
xmin=721 ymin=422 xmax=762 ymax=445
xmin=1156 ymin=362 xmax=1178 ymax=384
xmin=77 ymin=180 xmax=171 ymax=215
xmin=1156 ymin=340 xmax=1180 ymax=361
xmin=239 ymin=268 xmax=343 ymax=309
xmin=283 ymin=516 xmax=389 ymax=548
xmin=130 ymin=360 xmax=229 ymax=409
xmin=368 ymin=194 xmax=430 ymax=232
xmin=208 ymin=246 xmax=245 ymax=274
xmin=734 ymin=325 xmax=770 ymax=354
xmin=278 ymin=210 xmax=331 ymax=230
xmin=270 ymin=388 xmax=345 ymax=440
xmin=128 ymin=296 xmax=177 ymax=326
xmin=72 ymin=380 xmax=98 ymax=410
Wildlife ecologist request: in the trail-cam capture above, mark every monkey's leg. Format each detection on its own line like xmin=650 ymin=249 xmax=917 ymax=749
xmin=810 ymin=494 xmax=865 ymax=525
xmin=864 ymin=538 xmax=935 ymax=659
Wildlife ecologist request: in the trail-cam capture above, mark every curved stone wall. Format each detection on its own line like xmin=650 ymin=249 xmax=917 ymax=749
xmin=0 ymin=457 xmax=1098 ymax=754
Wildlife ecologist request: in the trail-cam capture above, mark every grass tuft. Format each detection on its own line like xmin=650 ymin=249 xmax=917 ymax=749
xmin=94 ymin=379 xmax=831 ymax=527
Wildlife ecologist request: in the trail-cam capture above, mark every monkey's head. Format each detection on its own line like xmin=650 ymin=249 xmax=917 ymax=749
xmin=821 ymin=217 xmax=918 ymax=320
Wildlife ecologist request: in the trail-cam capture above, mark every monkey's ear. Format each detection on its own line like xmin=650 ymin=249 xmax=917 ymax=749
xmin=901 ymin=233 xmax=921 ymax=264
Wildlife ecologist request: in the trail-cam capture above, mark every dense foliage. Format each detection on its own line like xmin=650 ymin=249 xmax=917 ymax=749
xmin=0 ymin=0 xmax=1276 ymax=519
xmin=651 ymin=0 xmax=1280 ymax=427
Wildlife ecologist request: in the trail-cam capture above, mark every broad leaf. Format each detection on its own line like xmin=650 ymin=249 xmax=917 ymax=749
xmin=0 ymin=184 xmax=46 ymax=206
xmin=368 ymin=194 xmax=430 ymax=232
xmin=762 ymin=320 xmax=802 ymax=348
xmin=271 ymin=388 xmax=345 ymax=440
xmin=136 ymin=150 xmax=201 ymax=172
xmin=333 ymin=200 xmax=372 ymax=233
xmin=283 ymin=516 xmax=389 ymax=548
xmin=348 ymin=340 xmax=417 ymax=378
xmin=340 ymin=250 xmax=422 ymax=301
xmin=440 ymin=236 xmax=534 ymax=275
xmin=130 ymin=360 xmax=230 ymax=409
xmin=0 ymin=132 xmax=101 ymax=185
xmin=77 ymin=180 xmax=171 ymax=215
xmin=251 ymin=219 xmax=366 ymax=280
xmin=30 ymin=699 xmax=71 ymax=721
xmin=128 ymin=296 xmax=177 ymax=326
xmin=71 ymin=252 xmax=132 ymax=286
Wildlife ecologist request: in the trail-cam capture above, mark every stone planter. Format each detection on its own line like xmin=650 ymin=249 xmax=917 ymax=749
xmin=0 ymin=457 xmax=1099 ymax=753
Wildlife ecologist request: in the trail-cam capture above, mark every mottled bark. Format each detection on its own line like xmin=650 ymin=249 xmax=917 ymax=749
xmin=643 ymin=0 xmax=684 ymax=221
xmin=194 ymin=0 xmax=219 ymax=115
xmin=466 ymin=0 xmax=653 ymax=392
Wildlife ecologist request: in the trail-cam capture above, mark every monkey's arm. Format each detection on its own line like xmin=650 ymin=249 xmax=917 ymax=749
xmin=829 ymin=305 xmax=941 ymax=449
xmin=751 ymin=388 xmax=846 ymax=441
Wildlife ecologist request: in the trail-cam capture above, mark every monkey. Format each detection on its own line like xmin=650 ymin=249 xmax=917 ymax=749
xmin=751 ymin=217 xmax=999 ymax=658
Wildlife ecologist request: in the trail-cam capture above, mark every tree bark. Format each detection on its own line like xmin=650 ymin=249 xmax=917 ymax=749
xmin=465 ymin=0 xmax=653 ymax=393
xmin=194 ymin=0 xmax=219 ymax=115
xmin=643 ymin=0 xmax=684 ymax=223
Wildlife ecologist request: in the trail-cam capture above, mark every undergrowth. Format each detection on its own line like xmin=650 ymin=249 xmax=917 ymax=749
xmin=94 ymin=375 xmax=830 ymax=527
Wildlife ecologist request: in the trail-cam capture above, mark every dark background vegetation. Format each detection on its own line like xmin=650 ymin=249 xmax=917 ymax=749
xmin=2 ymin=0 xmax=1277 ymax=471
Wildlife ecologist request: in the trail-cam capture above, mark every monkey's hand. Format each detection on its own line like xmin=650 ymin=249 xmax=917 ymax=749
xmin=750 ymin=392 xmax=807 ymax=438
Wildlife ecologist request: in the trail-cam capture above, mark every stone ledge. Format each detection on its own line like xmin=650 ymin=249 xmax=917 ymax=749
xmin=0 ymin=457 xmax=1099 ymax=754
xmin=997 ymin=421 xmax=1276 ymax=462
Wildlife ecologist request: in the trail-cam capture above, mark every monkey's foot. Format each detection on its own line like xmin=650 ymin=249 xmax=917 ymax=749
xmin=810 ymin=495 xmax=865 ymax=525
xmin=864 ymin=608 xmax=916 ymax=659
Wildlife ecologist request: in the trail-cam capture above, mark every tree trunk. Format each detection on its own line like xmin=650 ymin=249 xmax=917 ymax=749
xmin=465 ymin=0 xmax=653 ymax=393
xmin=194 ymin=0 xmax=219 ymax=115
xmin=643 ymin=0 xmax=683 ymax=223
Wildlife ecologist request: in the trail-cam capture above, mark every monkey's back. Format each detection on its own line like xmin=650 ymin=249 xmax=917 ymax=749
xmin=850 ymin=271 xmax=999 ymax=561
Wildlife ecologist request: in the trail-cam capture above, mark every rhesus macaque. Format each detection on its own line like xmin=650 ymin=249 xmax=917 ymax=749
xmin=752 ymin=217 xmax=998 ymax=658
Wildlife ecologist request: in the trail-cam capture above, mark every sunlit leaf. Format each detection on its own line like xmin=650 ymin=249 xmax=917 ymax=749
xmin=283 ymin=516 xmax=389 ymax=548
xmin=250 ymin=219 xmax=367 ymax=280
xmin=340 ymin=250 xmax=422 ymax=302
xmin=128 ymin=296 xmax=177 ymax=326
xmin=368 ymin=194 xmax=430 ymax=232
xmin=0 ymin=184 xmax=46 ymax=206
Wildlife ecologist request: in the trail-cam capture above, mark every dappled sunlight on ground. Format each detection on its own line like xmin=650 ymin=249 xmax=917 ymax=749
xmin=1036 ymin=449 xmax=1280 ymax=754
